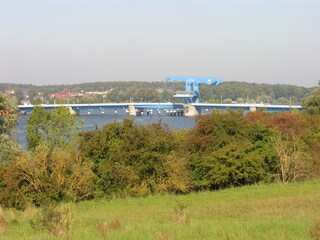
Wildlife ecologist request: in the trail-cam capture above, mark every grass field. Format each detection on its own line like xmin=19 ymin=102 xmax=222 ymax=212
xmin=1 ymin=181 xmax=320 ymax=240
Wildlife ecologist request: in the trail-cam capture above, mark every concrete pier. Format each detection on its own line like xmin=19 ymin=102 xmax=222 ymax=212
xmin=128 ymin=104 xmax=136 ymax=116
xmin=249 ymin=105 xmax=257 ymax=112
xmin=184 ymin=105 xmax=199 ymax=117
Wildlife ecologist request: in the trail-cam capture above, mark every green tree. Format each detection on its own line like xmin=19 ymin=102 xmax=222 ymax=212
xmin=302 ymin=84 xmax=320 ymax=114
xmin=246 ymin=111 xmax=320 ymax=182
xmin=0 ymin=94 xmax=18 ymax=135
xmin=79 ymin=118 xmax=192 ymax=197
xmin=0 ymin=144 xmax=94 ymax=209
xmin=0 ymin=94 xmax=21 ymax=162
xmin=186 ymin=110 xmax=278 ymax=190
xmin=26 ymin=106 xmax=82 ymax=150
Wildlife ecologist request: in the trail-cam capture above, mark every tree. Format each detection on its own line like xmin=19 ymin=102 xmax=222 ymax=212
xmin=0 ymin=94 xmax=21 ymax=162
xmin=302 ymin=84 xmax=320 ymax=114
xmin=0 ymin=144 xmax=94 ymax=208
xmin=0 ymin=94 xmax=18 ymax=135
xmin=26 ymin=106 xmax=82 ymax=150
xmin=246 ymin=111 xmax=320 ymax=182
xmin=272 ymin=135 xmax=309 ymax=183
xmin=0 ymin=135 xmax=21 ymax=162
xmin=79 ymin=118 xmax=192 ymax=197
xmin=186 ymin=110 xmax=278 ymax=190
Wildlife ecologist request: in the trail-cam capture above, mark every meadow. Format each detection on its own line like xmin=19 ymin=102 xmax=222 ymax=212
xmin=1 ymin=180 xmax=320 ymax=240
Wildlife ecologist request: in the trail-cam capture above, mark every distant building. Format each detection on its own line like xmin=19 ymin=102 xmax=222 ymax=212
xmin=20 ymin=101 xmax=31 ymax=106
xmin=6 ymin=90 xmax=15 ymax=95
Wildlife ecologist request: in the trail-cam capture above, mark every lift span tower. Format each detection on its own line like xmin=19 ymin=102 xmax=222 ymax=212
xmin=161 ymin=76 xmax=222 ymax=104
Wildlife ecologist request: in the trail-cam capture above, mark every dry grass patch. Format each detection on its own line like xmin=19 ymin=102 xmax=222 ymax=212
xmin=0 ymin=207 xmax=8 ymax=234
xmin=30 ymin=204 xmax=73 ymax=238
xmin=159 ymin=230 xmax=177 ymax=240
xmin=310 ymin=221 xmax=320 ymax=240
xmin=174 ymin=200 xmax=190 ymax=225
xmin=96 ymin=219 xmax=123 ymax=240
xmin=23 ymin=203 xmax=38 ymax=219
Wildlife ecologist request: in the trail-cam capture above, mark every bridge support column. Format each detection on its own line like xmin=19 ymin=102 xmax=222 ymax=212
xmin=184 ymin=105 xmax=199 ymax=117
xmin=128 ymin=104 xmax=136 ymax=116
xmin=67 ymin=106 xmax=77 ymax=115
xmin=249 ymin=105 xmax=257 ymax=112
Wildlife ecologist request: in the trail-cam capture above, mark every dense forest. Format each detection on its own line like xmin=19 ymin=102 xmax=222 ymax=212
xmin=0 ymin=81 xmax=314 ymax=105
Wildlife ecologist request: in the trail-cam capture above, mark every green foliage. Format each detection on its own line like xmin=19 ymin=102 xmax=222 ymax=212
xmin=0 ymin=134 xmax=21 ymax=162
xmin=0 ymin=94 xmax=21 ymax=162
xmin=201 ymin=81 xmax=312 ymax=104
xmin=302 ymin=85 xmax=320 ymax=114
xmin=2 ymin=89 xmax=320 ymax=210
xmin=0 ymin=145 xmax=94 ymax=209
xmin=0 ymin=94 xmax=18 ymax=135
xmin=246 ymin=111 xmax=320 ymax=182
xmin=79 ymin=118 xmax=192 ymax=197
xmin=0 ymin=81 xmax=313 ymax=104
xmin=26 ymin=106 xmax=82 ymax=150
xmin=187 ymin=110 xmax=278 ymax=190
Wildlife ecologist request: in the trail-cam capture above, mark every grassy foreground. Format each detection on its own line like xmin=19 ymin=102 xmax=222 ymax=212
xmin=1 ymin=181 xmax=320 ymax=240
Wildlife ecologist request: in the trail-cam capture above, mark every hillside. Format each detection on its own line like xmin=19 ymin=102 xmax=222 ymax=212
xmin=1 ymin=181 xmax=320 ymax=240
xmin=0 ymin=81 xmax=315 ymax=105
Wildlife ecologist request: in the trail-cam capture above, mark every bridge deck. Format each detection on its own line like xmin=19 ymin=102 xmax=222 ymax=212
xmin=19 ymin=102 xmax=302 ymax=115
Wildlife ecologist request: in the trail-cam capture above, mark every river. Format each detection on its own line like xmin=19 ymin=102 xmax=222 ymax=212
xmin=17 ymin=111 xmax=197 ymax=149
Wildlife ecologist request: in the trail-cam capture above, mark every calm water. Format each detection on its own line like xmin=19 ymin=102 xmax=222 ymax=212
xmin=17 ymin=110 xmax=197 ymax=149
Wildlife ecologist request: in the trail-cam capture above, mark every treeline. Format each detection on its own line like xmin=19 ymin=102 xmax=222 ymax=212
xmin=1 ymin=89 xmax=320 ymax=208
xmin=201 ymin=81 xmax=313 ymax=104
xmin=0 ymin=81 xmax=314 ymax=105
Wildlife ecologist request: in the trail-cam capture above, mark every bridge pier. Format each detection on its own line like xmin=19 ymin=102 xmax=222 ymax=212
xmin=128 ymin=104 xmax=136 ymax=116
xmin=249 ymin=105 xmax=257 ymax=112
xmin=184 ymin=105 xmax=199 ymax=117
xmin=68 ymin=106 xmax=77 ymax=115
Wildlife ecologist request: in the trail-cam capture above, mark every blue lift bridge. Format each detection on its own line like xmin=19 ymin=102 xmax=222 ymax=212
xmin=160 ymin=76 xmax=222 ymax=104
xmin=18 ymin=75 xmax=302 ymax=116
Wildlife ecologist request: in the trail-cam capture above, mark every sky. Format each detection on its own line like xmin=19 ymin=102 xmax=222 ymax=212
xmin=0 ymin=0 xmax=319 ymax=87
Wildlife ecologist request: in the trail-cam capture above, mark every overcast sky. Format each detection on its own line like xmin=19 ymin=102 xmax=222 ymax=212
xmin=0 ymin=0 xmax=319 ymax=87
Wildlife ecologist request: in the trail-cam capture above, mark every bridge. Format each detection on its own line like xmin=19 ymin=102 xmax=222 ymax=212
xmin=18 ymin=102 xmax=302 ymax=116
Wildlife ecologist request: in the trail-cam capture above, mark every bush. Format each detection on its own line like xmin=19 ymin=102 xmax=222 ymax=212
xmin=30 ymin=204 xmax=72 ymax=238
xmin=246 ymin=111 xmax=320 ymax=182
xmin=186 ymin=110 xmax=278 ymax=190
xmin=0 ymin=145 xmax=94 ymax=209
xmin=79 ymin=118 xmax=192 ymax=197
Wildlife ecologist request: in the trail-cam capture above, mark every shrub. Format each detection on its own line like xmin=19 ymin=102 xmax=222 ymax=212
xmin=0 ymin=145 xmax=94 ymax=209
xmin=30 ymin=204 xmax=72 ymax=238
xmin=79 ymin=118 xmax=192 ymax=197
xmin=0 ymin=206 xmax=8 ymax=234
xmin=174 ymin=200 xmax=190 ymax=225
xmin=187 ymin=110 xmax=278 ymax=190
xmin=246 ymin=111 xmax=320 ymax=182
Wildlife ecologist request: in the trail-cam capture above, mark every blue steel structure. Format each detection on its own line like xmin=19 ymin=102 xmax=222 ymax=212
xmin=161 ymin=76 xmax=222 ymax=103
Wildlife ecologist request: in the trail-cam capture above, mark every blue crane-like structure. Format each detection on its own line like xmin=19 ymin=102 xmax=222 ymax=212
xmin=160 ymin=76 xmax=222 ymax=104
